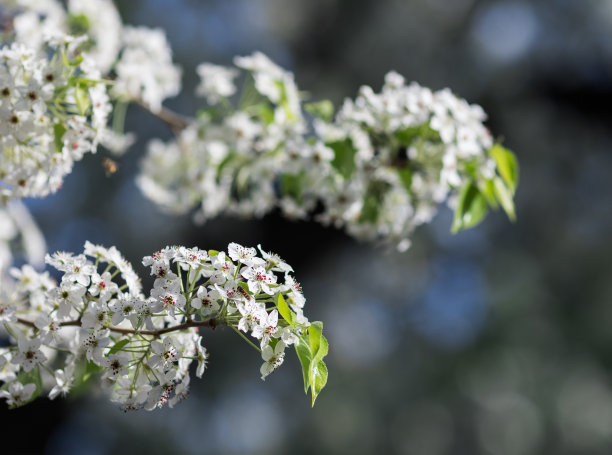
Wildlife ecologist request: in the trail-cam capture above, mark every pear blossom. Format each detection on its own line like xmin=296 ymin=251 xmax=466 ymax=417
xmin=252 ymin=309 xmax=280 ymax=348
xmin=12 ymin=337 xmax=47 ymax=372
xmin=196 ymin=63 xmax=238 ymax=104
xmin=236 ymin=300 xmax=267 ymax=332
xmin=190 ymin=285 xmax=221 ymax=315
xmin=0 ymin=381 xmax=36 ymax=407
xmin=148 ymin=336 xmax=181 ymax=371
xmin=260 ymin=341 xmax=286 ymax=380
xmin=49 ymin=364 xmax=75 ymax=400
xmin=0 ymin=237 xmax=323 ymax=409
xmin=241 ymin=266 xmax=277 ymax=295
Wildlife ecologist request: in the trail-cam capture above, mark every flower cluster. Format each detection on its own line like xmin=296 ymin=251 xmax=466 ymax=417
xmin=138 ymin=54 xmax=517 ymax=251
xmin=6 ymin=0 xmax=178 ymax=153
xmin=303 ymin=71 xmax=509 ymax=251
xmin=0 ymin=242 xmax=325 ymax=410
xmin=137 ymin=52 xmax=306 ymax=221
xmin=112 ymin=26 xmax=181 ymax=113
xmin=0 ymin=36 xmax=111 ymax=200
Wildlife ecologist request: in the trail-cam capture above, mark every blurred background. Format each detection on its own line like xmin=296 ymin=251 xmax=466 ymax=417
xmin=4 ymin=0 xmax=612 ymax=453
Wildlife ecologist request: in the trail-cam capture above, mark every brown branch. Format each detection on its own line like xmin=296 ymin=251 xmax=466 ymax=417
xmin=16 ymin=316 xmax=217 ymax=337
xmin=134 ymin=98 xmax=191 ymax=131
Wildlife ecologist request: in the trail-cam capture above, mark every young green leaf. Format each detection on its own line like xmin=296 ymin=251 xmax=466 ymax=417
xmin=275 ymin=293 xmax=295 ymax=327
xmin=490 ymin=144 xmax=519 ymax=194
xmin=108 ymin=338 xmax=130 ymax=355
xmin=480 ymin=179 xmax=499 ymax=209
xmin=329 ymin=139 xmax=357 ymax=179
xmin=53 ymin=123 xmax=67 ymax=154
xmin=295 ymin=338 xmax=312 ymax=394
xmin=451 ymin=181 xmax=489 ymax=233
xmin=492 ymin=176 xmax=516 ymax=221
xmin=308 ymin=321 xmax=323 ymax=356
xmin=307 ymin=322 xmax=329 ymax=406
xmin=74 ymin=84 xmax=90 ymax=116
xmin=310 ymin=360 xmax=328 ymax=407
xmin=304 ymin=100 xmax=334 ymax=122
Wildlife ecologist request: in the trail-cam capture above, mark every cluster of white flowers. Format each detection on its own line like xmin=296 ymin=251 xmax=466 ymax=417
xmin=138 ymin=54 xmax=510 ymax=251
xmin=5 ymin=0 xmax=178 ymax=156
xmin=7 ymin=0 xmax=121 ymax=71
xmin=0 ymin=0 xmax=517 ymax=410
xmin=0 ymin=36 xmax=111 ymax=200
xmin=306 ymin=71 xmax=498 ymax=251
xmin=112 ymin=26 xmax=181 ymax=113
xmin=138 ymin=51 xmax=307 ymax=221
xmin=0 ymin=241 xmax=314 ymax=410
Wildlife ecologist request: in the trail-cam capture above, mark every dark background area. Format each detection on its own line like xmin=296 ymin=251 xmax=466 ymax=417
xmin=4 ymin=0 xmax=612 ymax=453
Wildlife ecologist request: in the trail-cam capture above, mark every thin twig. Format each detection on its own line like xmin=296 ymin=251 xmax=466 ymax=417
xmin=16 ymin=316 xmax=217 ymax=337
xmin=134 ymin=98 xmax=191 ymax=131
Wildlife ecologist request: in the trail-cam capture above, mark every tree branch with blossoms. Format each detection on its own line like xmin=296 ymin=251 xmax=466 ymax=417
xmin=1 ymin=242 xmax=328 ymax=410
xmin=0 ymin=0 xmax=519 ymax=411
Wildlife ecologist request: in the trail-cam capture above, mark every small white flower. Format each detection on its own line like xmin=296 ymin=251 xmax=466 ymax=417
xmin=252 ymin=309 xmax=280 ymax=348
xmin=102 ymin=353 xmax=130 ymax=379
xmin=260 ymin=340 xmax=286 ymax=380
xmin=12 ymin=337 xmax=47 ymax=372
xmin=193 ymin=336 xmax=208 ymax=378
xmin=81 ymin=329 xmax=110 ymax=364
xmin=190 ymin=285 xmax=220 ymax=315
xmin=89 ymin=272 xmax=118 ymax=299
xmin=236 ymin=300 xmax=266 ymax=333
xmin=49 ymin=363 xmax=75 ymax=400
xmin=81 ymin=301 xmax=109 ymax=329
xmin=148 ymin=336 xmax=181 ymax=371
xmin=195 ymin=63 xmax=238 ymax=104
xmin=227 ymin=242 xmax=264 ymax=267
xmin=0 ymin=381 xmax=36 ymax=407
xmin=241 ymin=266 xmax=277 ymax=295
xmin=169 ymin=374 xmax=190 ymax=408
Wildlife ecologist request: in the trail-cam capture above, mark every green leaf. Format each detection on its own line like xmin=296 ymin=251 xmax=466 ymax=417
xmin=67 ymin=13 xmax=91 ymax=36
xmin=395 ymin=124 xmax=440 ymax=146
xmin=294 ymin=325 xmax=329 ymax=406
xmin=492 ymin=176 xmax=516 ymax=221
xmin=359 ymin=192 xmax=380 ymax=223
xmin=53 ymin=123 xmax=67 ymax=154
xmin=451 ymin=181 xmax=489 ymax=233
xmin=310 ymin=360 xmax=328 ymax=407
xmin=358 ymin=180 xmax=389 ymax=223
xmin=311 ymin=334 xmax=329 ymax=366
xmin=108 ymin=338 xmax=130 ymax=355
xmin=208 ymin=250 xmax=219 ymax=257
xmin=295 ymin=338 xmax=312 ymax=394
xmin=397 ymin=168 xmax=412 ymax=193
xmin=480 ymin=178 xmax=499 ymax=209
xmin=256 ymin=103 xmax=275 ymax=125
xmin=82 ymin=360 xmax=104 ymax=383
xmin=304 ymin=100 xmax=334 ymax=122
xmin=490 ymin=144 xmax=519 ymax=194
xmin=308 ymin=321 xmax=323 ymax=356
xmin=8 ymin=367 xmax=43 ymax=409
xmin=281 ymin=173 xmax=304 ymax=202
xmin=74 ymin=84 xmax=90 ymax=116
xmin=307 ymin=322 xmax=329 ymax=406
xmin=276 ymin=293 xmax=294 ymax=327
xmin=329 ymin=139 xmax=357 ymax=179
xmin=69 ymin=54 xmax=84 ymax=67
